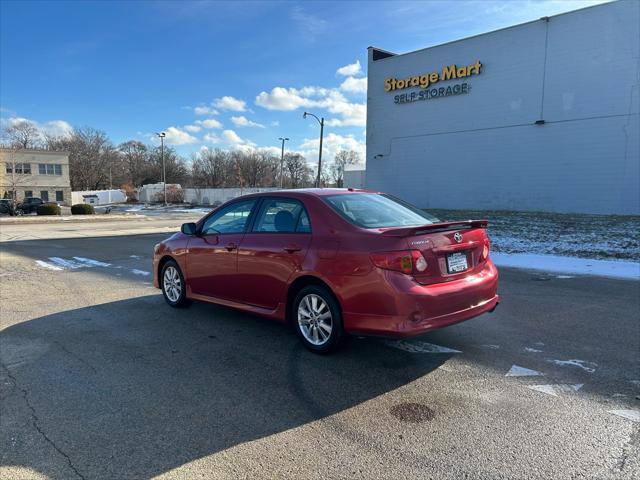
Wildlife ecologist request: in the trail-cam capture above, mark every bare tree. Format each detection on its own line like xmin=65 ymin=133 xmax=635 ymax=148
xmin=1 ymin=145 xmax=31 ymax=204
xmin=48 ymin=127 xmax=115 ymax=190
xmin=3 ymin=120 xmax=41 ymax=149
xmin=118 ymin=140 xmax=150 ymax=187
xmin=284 ymin=153 xmax=313 ymax=188
xmin=191 ymin=149 xmax=230 ymax=187
xmin=330 ymin=150 xmax=360 ymax=187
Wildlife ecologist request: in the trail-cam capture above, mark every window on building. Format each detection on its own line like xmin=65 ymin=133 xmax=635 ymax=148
xmin=40 ymin=191 xmax=49 ymax=202
xmin=38 ymin=164 xmax=61 ymax=175
xmin=5 ymin=163 xmax=31 ymax=174
xmin=56 ymin=191 xmax=64 ymax=202
xmin=25 ymin=190 xmax=33 ymax=198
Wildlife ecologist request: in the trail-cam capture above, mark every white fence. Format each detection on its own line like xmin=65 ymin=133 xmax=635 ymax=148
xmin=184 ymin=187 xmax=279 ymax=206
xmin=71 ymin=189 xmax=126 ymax=205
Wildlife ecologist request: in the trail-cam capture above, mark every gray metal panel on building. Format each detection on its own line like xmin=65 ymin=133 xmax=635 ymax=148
xmin=366 ymin=0 xmax=640 ymax=215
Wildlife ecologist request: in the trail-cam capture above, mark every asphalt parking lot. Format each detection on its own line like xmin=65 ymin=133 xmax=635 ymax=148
xmin=1 ymin=228 xmax=639 ymax=479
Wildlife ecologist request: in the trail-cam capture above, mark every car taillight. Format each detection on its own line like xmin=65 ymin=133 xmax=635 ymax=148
xmin=480 ymin=239 xmax=490 ymax=260
xmin=370 ymin=250 xmax=427 ymax=275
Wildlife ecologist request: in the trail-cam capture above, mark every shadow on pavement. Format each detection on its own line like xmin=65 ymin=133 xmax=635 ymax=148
xmin=0 ymin=295 xmax=449 ymax=479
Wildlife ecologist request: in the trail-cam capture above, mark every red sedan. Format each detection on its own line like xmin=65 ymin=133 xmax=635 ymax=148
xmin=153 ymin=189 xmax=499 ymax=353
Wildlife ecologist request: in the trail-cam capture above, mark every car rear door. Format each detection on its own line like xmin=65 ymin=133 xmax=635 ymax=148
xmin=186 ymin=198 xmax=258 ymax=301
xmin=237 ymin=197 xmax=312 ymax=309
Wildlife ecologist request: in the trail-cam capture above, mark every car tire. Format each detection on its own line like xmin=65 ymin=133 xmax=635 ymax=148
xmin=292 ymin=285 xmax=344 ymax=354
xmin=161 ymin=260 xmax=191 ymax=308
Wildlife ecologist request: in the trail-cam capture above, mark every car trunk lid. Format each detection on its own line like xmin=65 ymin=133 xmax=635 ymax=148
xmin=379 ymin=220 xmax=490 ymax=285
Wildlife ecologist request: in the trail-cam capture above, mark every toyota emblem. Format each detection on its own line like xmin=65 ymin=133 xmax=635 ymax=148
xmin=454 ymin=232 xmax=463 ymax=243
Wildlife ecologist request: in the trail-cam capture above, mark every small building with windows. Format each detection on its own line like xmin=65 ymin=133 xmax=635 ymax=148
xmin=0 ymin=148 xmax=71 ymax=205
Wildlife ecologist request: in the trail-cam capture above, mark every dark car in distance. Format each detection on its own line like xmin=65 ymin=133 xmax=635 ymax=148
xmin=16 ymin=197 xmax=45 ymax=215
xmin=153 ymin=189 xmax=499 ymax=353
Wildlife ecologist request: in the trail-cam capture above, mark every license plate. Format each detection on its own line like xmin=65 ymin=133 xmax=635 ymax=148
xmin=447 ymin=252 xmax=468 ymax=273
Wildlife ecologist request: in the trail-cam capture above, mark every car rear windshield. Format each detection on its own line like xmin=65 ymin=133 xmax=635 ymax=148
xmin=323 ymin=193 xmax=439 ymax=228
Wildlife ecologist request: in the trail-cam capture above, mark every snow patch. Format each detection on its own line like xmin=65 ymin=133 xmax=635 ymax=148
xmin=35 ymin=260 xmax=63 ymax=271
xmin=491 ymin=253 xmax=640 ymax=280
xmin=48 ymin=257 xmax=82 ymax=269
xmin=608 ymin=410 xmax=640 ymax=422
xmin=524 ymin=347 xmax=543 ymax=353
xmin=384 ymin=340 xmax=461 ymax=354
xmin=131 ymin=269 xmax=150 ymax=276
xmin=527 ymin=384 xmax=583 ymax=397
xmin=505 ymin=365 xmax=544 ymax=377
xmin=480 ymin=344 xmax=500 ymax=350
xmin=73 ymin=257 xmax=111 ymax=267
xmin=550 ymin=359 xmax=597 ymax=373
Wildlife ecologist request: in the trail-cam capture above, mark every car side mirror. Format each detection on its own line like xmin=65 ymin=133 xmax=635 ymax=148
xmin=181 ymin=222 xmax=198 ymax=235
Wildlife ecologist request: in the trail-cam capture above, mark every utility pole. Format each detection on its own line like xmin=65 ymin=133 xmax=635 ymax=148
xmin=278 ymin=137 xmax=289 ymax=188
xmin=303 ymin=112 xmax=324 ymax=188
xmin=156 ymin=132 xmax=166 ymax=206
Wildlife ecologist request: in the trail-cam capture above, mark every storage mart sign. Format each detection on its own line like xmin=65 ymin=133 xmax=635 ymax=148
xmin=384 ymin=60 xmax=482 ymax=104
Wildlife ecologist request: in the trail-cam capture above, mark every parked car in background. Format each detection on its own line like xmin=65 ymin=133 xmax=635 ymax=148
xmin=153 ymin=189 xmax=500 ymax=353
xmin=0 ymin=199 xmax=13 ymax=215
xmin=15 ymin=197 xmax=45 ymax=215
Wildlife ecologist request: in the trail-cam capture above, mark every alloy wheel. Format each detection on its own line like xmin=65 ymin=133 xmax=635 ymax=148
xmin=297 ymin=294 xmax=333 ymax=346
xmin=163 ymin=265 xmax=182 ymax=303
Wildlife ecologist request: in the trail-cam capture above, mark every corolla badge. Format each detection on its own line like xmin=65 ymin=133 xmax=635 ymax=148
xmin=453 ymin=232 xmax=463 ymax=243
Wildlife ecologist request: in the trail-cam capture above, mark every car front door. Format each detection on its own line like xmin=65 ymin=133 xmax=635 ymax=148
xmin=186 ymin=198 xmax=258 ymax=301
xmin=237 ymin=197 xmax=312 ymax=310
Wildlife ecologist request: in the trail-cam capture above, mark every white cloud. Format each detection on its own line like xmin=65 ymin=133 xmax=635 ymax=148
xmin=256 ymin=87 xmax=309 ymax=111
xmin=193 ymin=105 xmax=219 ymax=116
xmin=336 ymin=60 xmax=362 ymax=77
xmin=1 ymin=116 xmax=74 ymax=139
xmin=255 ymin=86 xmax=365 ymax=127
xmin=183 ymin=124 xmax=202 ymax=133
xmin=290 ymin=6 xmax=328 ymax=39
xmin=196 ymin=118 xmax=223 ymax=129
xmin=231 ymin=116 xmax=265 ymax=128
xmin=203 ymin=133 xmax=220 ymax=144
xmin=340 ymin=76 xmax=367 ymax=94
xmin=163 ymin=126 xmax=197 ymax=145
xmin=222 ymin=129 xmax=244 ymax=144
xmin=299 ymin=132 xmax=365 ymax=167
xmin=213 ymin=96 xmax=247 ymax=112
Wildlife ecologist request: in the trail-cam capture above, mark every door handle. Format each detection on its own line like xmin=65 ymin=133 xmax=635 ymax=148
xmin=283 ymin=245 xmax=301 ymax=253
xmin=225 ymin=242 xmax=237 ymax=251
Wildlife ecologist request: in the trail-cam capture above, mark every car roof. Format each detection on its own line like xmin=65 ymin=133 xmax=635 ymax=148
xmin=238 ymin=188 xmax=378 ymax=200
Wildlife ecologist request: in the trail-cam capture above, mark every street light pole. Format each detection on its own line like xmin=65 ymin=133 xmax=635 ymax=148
xmin=156 ymin=132 xmax=166 ymax=206
xmin=303 ymin=112 xmax=324 ymax=188
xmin=278 ymin=137 xmax=289 ymax=189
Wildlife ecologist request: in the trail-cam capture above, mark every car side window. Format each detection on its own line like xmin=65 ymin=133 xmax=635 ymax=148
xmin=252 ymin=198 xmax=311 ymax=233
xmin=296 ymin=209 xmax=311 ymax=233
xmin=201 ymin=199 xmax=256 ymax=235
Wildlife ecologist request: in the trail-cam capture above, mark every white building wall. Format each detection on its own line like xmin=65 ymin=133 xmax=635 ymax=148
xmin=366 ymin=1 xmax=640 ymax=214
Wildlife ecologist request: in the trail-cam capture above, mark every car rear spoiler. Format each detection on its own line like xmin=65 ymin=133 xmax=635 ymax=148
xmin=380 ymin=219 xmax=489 ymax=237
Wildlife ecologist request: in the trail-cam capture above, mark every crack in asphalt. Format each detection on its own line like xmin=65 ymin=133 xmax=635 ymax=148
xmin=613 ymin=427 xmax=640 ymax=473
xmin=53 ymin=340 xmax=98 ymax=374
xmin=0 ymin=361 xmax=86 ymax=480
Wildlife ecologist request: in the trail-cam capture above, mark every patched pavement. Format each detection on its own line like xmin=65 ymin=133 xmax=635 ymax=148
xmin=1 ymin=233 xmax=638 ymax=479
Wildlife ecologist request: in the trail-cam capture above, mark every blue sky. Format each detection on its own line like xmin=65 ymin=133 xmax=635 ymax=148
xmin=0 ymin=0 xmax=609 ymax=165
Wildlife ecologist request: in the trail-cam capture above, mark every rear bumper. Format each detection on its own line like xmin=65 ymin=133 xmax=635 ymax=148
xmin=343 ymin=260 xmax=499 ymax=337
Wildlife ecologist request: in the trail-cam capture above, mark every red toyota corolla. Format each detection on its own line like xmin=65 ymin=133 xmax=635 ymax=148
xmin=153 ymin=189 xmax=499 ymax=353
